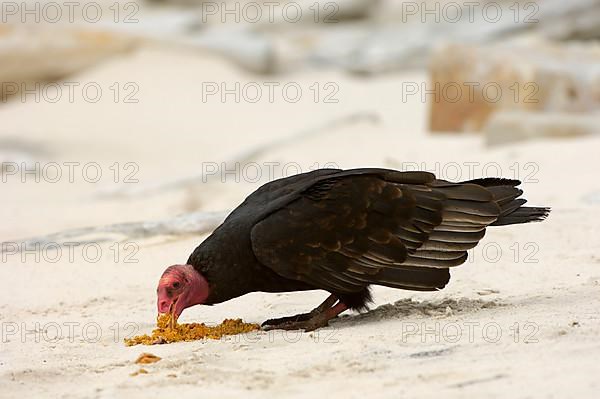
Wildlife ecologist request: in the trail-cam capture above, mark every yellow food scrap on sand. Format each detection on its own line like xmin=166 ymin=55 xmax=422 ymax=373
xmin=135 ymin=353 xmax=161 ymax=364
xmin=125 ymin=314 xmax=259 ymax=346
xmin=130 ymin=368 xmax=148 ymax=376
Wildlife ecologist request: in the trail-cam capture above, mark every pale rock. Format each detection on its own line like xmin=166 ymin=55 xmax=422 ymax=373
xmin=315 ymin=0 xmax=600 ymax=73
xmin=429 ymin=41 xmax=600 ymax=132
xmin=0 ymin=26 xmax=137 ymax=100
xmin=183 ymin=28 xmax=276 ymax=74
xmin=484 ymin=110 xmax=600 ymax=146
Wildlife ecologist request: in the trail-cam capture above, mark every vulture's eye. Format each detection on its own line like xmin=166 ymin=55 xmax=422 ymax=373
xmin=172 ymin=282 xmax=181 ymax=289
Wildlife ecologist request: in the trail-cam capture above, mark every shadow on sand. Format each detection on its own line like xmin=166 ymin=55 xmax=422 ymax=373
xmin=333 ymin=297 xmax=502 ymax=328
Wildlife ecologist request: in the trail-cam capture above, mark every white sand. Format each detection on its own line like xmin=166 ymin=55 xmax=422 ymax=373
xmin=1 ymin=46 xmax=599 ymax=398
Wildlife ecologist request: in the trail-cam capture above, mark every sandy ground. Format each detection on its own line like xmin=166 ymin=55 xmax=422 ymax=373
xmin=1 ymin=46 xmax=600 ymax=398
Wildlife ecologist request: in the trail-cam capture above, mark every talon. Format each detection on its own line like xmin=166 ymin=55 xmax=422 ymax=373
xmin=261 ymin=312 xmax=314 ymax=327
xmin=261 ymin=317 xmax=330 ymax=332
xmin=261 ymin=295 xmax=346 ymax=332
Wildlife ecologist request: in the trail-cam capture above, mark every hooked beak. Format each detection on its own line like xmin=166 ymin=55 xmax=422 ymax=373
xmin=158 ymin=298 xmax=179 ymax=330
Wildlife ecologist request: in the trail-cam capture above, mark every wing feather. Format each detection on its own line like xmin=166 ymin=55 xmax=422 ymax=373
xmin=251 ymin=171 xmax=501 ymax=295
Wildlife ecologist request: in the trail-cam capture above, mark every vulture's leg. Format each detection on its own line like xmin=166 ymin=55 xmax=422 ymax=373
xmin=261 ymin=294 xmax=338 ymax=328
xmin=262 ymin=298 xmax=348 ymax=332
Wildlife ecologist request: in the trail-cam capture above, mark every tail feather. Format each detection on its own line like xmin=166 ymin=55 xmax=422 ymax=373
xmin=491 ymin=206 xmax=550 ymax=226
xmin=462 ymin=178 xmax=550 ymax=226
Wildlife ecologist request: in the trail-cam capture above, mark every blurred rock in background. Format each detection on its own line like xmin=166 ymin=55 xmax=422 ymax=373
xmin=2 ymin=0 xmax=600 ymax=144
xmin=429 ymin=40 xmax=600 ymax=144
xmin=0 ymin=26 xmax=137 ymax=101
xmin=484 ymin=111 xmax=600 ymax=145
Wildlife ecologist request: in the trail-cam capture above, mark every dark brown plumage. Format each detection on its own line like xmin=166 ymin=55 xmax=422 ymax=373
xmin=183 ymin=168 xmax=549 ymax=330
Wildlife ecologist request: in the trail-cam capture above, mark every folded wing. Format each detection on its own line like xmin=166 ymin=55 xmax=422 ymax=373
xmin=250 ymin=170 xmax=502 ymax=295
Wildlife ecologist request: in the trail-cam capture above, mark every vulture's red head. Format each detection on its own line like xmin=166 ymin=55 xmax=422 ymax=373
xmin=157 ymin=264 xmax=209 ymax=320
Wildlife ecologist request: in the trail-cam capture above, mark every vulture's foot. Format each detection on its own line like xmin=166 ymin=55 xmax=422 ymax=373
xmin=262 ymin=297 xmax=347 ymax=332
xmin=261 ymin=294 xmax=338 ymax=328
xmin=261 ymin=312 xmax=315 ymax=327
xmin=262 ymin=314 xmax=331 ymax=332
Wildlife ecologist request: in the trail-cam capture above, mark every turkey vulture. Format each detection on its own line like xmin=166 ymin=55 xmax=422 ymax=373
xmin=157 ymin=168 xmax=549 ymax=331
